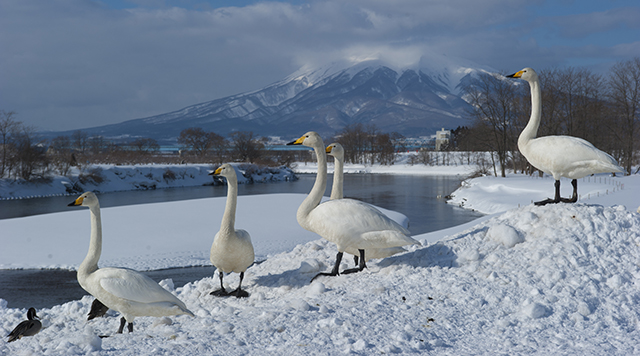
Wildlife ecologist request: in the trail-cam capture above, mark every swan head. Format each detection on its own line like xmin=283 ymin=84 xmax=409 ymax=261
xmin=326 ymin=142 xmax=344 ymax=160
xmin=210 ymin=163 xmax=237 ymax=180
xmin=68 ymin=191 xmax=99 ymax=208
xmin=506 ymin=67 xmax=538 ymax=83
xmin=287 ymin=131 xmax=323 ymax=148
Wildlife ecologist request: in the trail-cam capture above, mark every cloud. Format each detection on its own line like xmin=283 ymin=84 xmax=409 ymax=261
xmin=0 ymin=0 xmax=638 ymax=131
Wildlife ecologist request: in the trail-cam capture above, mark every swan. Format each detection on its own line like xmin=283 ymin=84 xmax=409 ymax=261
xmin=87 ymin=298 xmax=109 ymax=320
xmin=288 ymin=132 xmax=420 ymax=282
xmin=326 ymin=142 xmax=406 ymax=265
xmin=68 ymin=192 xmax=194 ymax=334
xmin=7 ymin=307 xmax=41 ymax=342
xmin=507 ymin=67 xmax=624 ymax=205
xmin=209 ymin=164 xmax=255 ymax=298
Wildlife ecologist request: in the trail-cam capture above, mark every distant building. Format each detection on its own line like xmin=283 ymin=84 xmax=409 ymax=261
xmin=435 ymin=128 xmax=450 ymax=151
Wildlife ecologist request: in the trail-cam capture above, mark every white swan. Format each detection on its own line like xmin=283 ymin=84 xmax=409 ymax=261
xmin=69 ymin=192 xmax=194 ymax=334
xmin=507 ymin=68 xmax=624 ymax=205
xmin=326 ymin=142 xmax=406 ymax=265
xmin=288 ymin=132 xmax=420 ymax=282
xmin=7 ymin=307 xmax=41 ymax=342
xmin=209 ymin=164 xmax=255 ymax=298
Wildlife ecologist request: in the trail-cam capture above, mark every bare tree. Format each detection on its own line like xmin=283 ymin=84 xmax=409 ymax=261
xmin=130 ymin=138 xmax=160 ymax=154
xmin=178 ymin=127 xmax=226 ymax=158
xmin=461 ymin=72 xmax=520 ymax=177
xmin=0 ymin=111 xmax=19 ymax=178
xmin=608 ymin=57 xmax=640 ymax=174
xmin=49 ymin=135 xmax=75 ymax=176
xmin=230 ymin=131 xmax=266 ymax=163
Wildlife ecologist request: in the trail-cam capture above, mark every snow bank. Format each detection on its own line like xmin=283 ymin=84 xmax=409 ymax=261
xmin=0 ymin=163 xmax=296 ymax=200
xmin=447 ymin=173 xmax=633 ymax=214
xmin=2 ymin=203 xmax=639 ymax=355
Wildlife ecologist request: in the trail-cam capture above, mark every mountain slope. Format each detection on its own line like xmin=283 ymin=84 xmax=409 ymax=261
xmin=52 ymin=56 xmax=491 ymax=142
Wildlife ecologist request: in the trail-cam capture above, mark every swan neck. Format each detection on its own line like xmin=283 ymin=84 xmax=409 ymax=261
xmin=330 ymin=157 xmax=344 ymax=200
xmin=220 ymin=178 xmax=238 ymax=235
xmin=79 ymin=205 xmax=102 ymax=276
xmin=298 ymin=144 xmax=327 ymax=223
xmin=519 ymin=78 xmax=541 ymax=148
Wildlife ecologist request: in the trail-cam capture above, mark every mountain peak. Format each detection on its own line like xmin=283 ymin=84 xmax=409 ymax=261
xmin=47 ymin=55 xmax=492 ymax=143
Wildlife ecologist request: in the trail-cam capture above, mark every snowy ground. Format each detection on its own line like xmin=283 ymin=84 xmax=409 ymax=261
xmin=1 ymin=160 xmax=640 ymax=355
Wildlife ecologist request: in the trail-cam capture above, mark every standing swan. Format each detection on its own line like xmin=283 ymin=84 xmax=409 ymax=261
xmin=507 ymin=68 xmax=624 ymax=205
xmin=69 ymin=192 xmax=194 ymax=334
xmin=7 ymin=307 xmax=41 ymax=342
xmin=326 ymin=142 xmax=406 ymax=265
xmin=288 ymin=132 xmax=420 ymax=282
xmin=209 ymin=164 xmax=255 ymax=298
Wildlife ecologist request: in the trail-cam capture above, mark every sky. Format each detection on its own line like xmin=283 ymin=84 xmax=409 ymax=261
xmin=1 ymin=0 xmax=639 ymax=132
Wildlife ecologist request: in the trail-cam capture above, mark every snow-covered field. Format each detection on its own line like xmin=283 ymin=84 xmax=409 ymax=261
xmin=1 ymin=159 xmax=640 ymax=355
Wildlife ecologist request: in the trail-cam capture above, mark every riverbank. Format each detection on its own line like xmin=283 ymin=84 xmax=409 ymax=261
xmin=0 ymin=163 xmax=296 ymax=200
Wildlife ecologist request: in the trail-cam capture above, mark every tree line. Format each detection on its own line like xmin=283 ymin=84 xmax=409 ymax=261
xmin=0 ymin=118 xmax=295 ymax=180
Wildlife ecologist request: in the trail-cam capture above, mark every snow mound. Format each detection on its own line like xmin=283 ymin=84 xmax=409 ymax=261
xmin=2 ymin=203 xmax=640 ymax=355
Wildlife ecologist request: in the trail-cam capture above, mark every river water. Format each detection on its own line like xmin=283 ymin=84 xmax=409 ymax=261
xmin=0 ymin=173 xmax=482 ymax=309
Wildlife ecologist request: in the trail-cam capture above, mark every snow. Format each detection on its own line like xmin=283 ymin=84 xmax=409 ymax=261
xmin=1 ymin=160 xmax=640 ymax=355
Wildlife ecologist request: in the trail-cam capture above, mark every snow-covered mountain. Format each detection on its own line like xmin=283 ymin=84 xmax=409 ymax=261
xmin=54 ymin=55 xmax=492 ymax=142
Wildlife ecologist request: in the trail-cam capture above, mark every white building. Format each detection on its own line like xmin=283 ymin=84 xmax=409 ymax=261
xmin=435 ymin=128 xmax=451 ymax=151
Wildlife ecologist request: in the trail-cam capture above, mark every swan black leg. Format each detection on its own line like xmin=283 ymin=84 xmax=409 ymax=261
xmin=210 ymin=270 xmax=230 ymax=296
xmin=342 ymin=249 xmax=367 ymax=274
xmin=128 ymin=322 xmax=133 ymax=333
xmin=311 ymin=252 xmax=344 ymax=282
xmin=535 ymin=180 xmax=562 ymax=206
xmin=560 ymin=179 xmax=578 ymax=203
xmin=233 ymin=272 xmax=249 ymax=298
xmin=117 ymin=317 xmax=126 ymax=334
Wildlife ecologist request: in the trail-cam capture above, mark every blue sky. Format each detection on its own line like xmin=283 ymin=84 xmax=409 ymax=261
xmin=1 ymin=0 xmax=638 ymax=131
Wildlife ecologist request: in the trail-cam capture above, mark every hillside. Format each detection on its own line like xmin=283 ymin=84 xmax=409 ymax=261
xmin=46 ymin=55 xmax=491 ymax=143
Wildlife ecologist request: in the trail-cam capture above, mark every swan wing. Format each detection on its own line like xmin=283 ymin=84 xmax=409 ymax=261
xmin=306 ymin=199 xmax=417 ymax=249
xmin=524 ymin=136 xmax=623 ymax=178
xmin=97 ymin=268 xmax=183 ymax=305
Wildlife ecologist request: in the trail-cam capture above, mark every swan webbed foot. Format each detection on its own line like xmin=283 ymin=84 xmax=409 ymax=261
xmin=232 ymin=288 xmax=249 ymax=298
xmin=342 ymin=249 xmax=367 ymax=275
xmin=210 ymin=288 xmax=230 ymax=297
xmin=310 ymin=271 xmax=339 ymax=282
xmin=310 ymin=251 xmax=344 ymax=283
xmin=534 ymin=198 xmax=556 ymax=206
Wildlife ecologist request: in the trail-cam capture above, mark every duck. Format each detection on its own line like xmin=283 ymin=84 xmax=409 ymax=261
xmin=326 ymin=142 xmax=406 ymax=266
xmin=288 ymin=132 xmax=420 ymax=282
xmin=7 ymin=307 xmax=42 ymax=342
xmin=208 ymin=164 xmax=255 ymax=298
xmin=68 ymin=192 xmax=194 ymax=334
xmin=507 ymin=67 xmax=624 ymax=205
xmin=87 ymin=298 xmax=109 ymax=320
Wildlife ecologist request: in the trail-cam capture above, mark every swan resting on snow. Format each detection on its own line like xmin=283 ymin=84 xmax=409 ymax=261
xmin=69 ymin=192 xmax=194 ymax=334
xmin=288 ymin=132 xmax=420 ymax=282
xmin=326 ymin=142 xmax=406 ymax=266
xmin=7 ymin=307 xmax=41 ymax=342
xmin=507 ymin=67 xmax=624 ymax=205
xmin=209 ymin=164 xmax=255 ymax=298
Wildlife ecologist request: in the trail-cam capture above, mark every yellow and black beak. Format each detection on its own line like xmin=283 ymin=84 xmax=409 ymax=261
xmin=68 ymin=196 xmax=84 ymax=207
xmin=326 ymin=146 xmax=333 ymax=153
xmin=209 ymin=167 xmax=223 ymax=176
xmin=506 ymin=70 xmax=524 ymax=79
xmin=286 ymin=135 xmax=305 ymax=146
